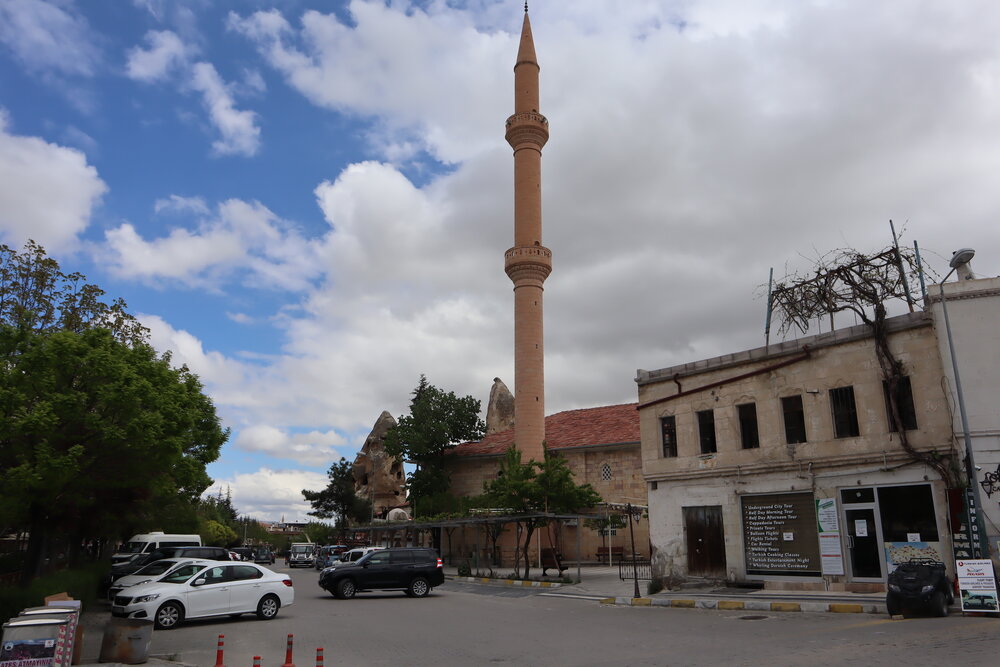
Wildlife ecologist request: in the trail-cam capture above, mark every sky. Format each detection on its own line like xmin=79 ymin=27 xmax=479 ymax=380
xmin=2 ymin=0 xmax=999 ymax=523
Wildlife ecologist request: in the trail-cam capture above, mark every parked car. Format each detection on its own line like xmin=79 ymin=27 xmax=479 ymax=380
xmin=886 ymin=559 xmax=954 ymax=617
xmin=102 ymin=546 xmax=235 ymax=594
xmin=111 ymin=562 xmax=293 ymax=629
xmin=230 ymin=547 xmax=254 ymax=561
xmin=963 ymin=593 xmax=999 ymax=611
xmin=253 ymin=547 xmax=275 ymax=565
xmin=107 ymin=559 xmax=213 ymax=601
xmin=314 ymin=545 xmax=350 ymax=570
xmin=336 ymin=546 xmax=385 ymax=565
xmin=318 ymin=547 xmax=443 ymax=599
xmin=287 ymin=543 xmax=316 ymax=568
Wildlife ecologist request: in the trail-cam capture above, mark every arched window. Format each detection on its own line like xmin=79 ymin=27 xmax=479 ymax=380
xmin=601 ymin=463 xmax=613 ymax=481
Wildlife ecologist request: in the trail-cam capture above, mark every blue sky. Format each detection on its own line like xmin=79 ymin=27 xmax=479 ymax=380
xmin=2 ymin=0 xmax=1000 ymax=521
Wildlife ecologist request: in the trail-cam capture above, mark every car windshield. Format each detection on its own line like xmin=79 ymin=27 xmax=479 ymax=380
xmin=160 ymin=564 xmax=205 ymax=584
xmin=121 ymin=541 xmax=147 ymax=554
xmin=291 ymin=545 xmax=312 ymax=553
xmin=134 ymin=560 xmax=177 ymax=576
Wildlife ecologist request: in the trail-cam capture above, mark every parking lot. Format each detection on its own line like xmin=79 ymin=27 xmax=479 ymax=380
xmin=78 ymin=563 xmax=1000 ymax=666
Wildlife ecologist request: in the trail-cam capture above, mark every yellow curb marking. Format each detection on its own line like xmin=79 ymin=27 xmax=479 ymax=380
xmin=770 ymin=602 xmax=802 ymax=612
xmin=671 ymin=599 xmax=696 ymax=608
xmin=599 ymin=598 xmax=615 ymax=604
xmin=632 ymin=598 xmax=652 ymax=606
xmin=829 ymin=603 xmax=864 ymax=613
xmin=718 ymin=600 xmax=745 ymax=610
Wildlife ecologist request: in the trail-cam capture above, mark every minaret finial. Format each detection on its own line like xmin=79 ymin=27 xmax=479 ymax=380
xmin=525 ymin=2 xmax=528 ymax=14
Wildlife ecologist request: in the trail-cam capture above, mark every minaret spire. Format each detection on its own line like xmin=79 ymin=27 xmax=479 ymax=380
xmin=505 ymin=7 xmax=550 ymax=463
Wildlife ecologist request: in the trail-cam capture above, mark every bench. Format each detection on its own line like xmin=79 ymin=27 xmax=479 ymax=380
xmin=596 ymin=546 xmax=624 ymax=564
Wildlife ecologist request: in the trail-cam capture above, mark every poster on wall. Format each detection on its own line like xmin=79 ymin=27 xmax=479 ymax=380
xmin=742 ymin=492 xmax=821 ymax=576
xmin=815 ymin=498 xmax=844 ymax=576
xmin=956 ymin=559 xmax=999 ymax=612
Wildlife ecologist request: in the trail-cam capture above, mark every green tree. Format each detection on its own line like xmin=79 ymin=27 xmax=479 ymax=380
xmin=302 ymin=458 xmax=369 ymax=527
xmin=0 ymin=326 xmax=228 ymax=579
xmin=0 ymin=241 xmax=147 ymax=344
xmin=200 ymin=519 xmax=238 ymax=547
xmin=383 ymin=375 xmax=485 ymax=510
xmin=483 ymin=447 xmax=602 ymax=578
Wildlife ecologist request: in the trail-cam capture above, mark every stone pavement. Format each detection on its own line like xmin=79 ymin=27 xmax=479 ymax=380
xmin=444 ymin=564 xmax=889 ymax=615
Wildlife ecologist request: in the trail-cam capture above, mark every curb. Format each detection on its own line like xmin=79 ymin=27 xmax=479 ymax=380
xmin=449 ymin=576 xmax=563 ymax=589
xmin=599 ymin=597 xmax=884 ymax=614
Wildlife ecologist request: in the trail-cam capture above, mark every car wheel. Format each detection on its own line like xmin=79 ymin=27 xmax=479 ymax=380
xmin=154 ymin=601 xmax=184 ymax=630
xmin=931 ymin=591 xmax=949 ymax=617
xmin=257 ymin=594 xmax=280 ymax=620
xmin=335 ymin=579 xmax=356 ymax=599
xmin=408 ymin=577 xmax=430 ymax=598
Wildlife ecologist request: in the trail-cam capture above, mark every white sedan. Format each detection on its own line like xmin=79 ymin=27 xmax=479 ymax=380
xmin=111 ymin=562 xmax=294 ymax=629
xmin=107 ymin=558 xmax=213 ymax=601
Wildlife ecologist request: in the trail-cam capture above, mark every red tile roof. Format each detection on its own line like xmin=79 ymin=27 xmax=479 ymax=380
xmin=450 ymin=403 xmax=639 ymax=457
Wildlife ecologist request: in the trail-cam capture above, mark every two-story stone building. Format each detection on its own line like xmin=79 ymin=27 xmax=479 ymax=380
xmin=636 ymin=311 xmax=958 ymax=590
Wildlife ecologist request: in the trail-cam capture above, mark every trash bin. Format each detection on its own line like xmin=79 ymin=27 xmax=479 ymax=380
xmin=99 ymin=617 xmax=153 ymax=664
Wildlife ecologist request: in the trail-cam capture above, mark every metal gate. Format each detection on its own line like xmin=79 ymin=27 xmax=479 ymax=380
xmin=618 ymin=557 xmax=652 ymax=581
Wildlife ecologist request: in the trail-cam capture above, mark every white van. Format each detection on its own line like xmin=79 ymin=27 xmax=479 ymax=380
xmin=111 ymin=532 xmax=202 ymax=564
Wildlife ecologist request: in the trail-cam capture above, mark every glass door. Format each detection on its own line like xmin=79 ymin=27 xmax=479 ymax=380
xmin=845 ymin=507 xmax=883 ymax=580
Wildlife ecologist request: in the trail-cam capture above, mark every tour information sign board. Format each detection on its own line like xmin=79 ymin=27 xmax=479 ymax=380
xmin=956 ymin=559 xmax=999 ymax=612
xmin=742 ymin=492 xmax=821 ymax=576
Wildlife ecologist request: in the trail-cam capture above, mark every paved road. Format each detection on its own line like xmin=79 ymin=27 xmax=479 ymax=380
xmin=83 ymin=564 xmax=997 ymax=666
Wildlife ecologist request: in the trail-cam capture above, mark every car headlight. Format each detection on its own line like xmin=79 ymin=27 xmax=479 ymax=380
xmin=920 ymin=585 xmax=934 ymax=594
xmin=888 ymin=584 xmax=900 ymax=592
xmin=133 ymin=593 xmax=160 ymax=603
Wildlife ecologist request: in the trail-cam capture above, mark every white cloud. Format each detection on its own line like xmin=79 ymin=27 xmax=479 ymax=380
xmin=103 ymin=198 xmax=322 ymax=290
xmin=205 ymin=468 xmax=329 ymax=522
xmin=189 ymin=62 xmax=261 ymax=157
xmin=126 ymin=30 xmax=190 ymax=82
xmin=154 ymin=194 xmax=210 ymax=216
xmin=234 ymin=425 xmax=346 ymax=467
xmin=0 ymin=111 xmax=107 ymax=252
xmin=121 ymin=1 xmax=1000 ymax=522
xmin=0 ymin=0 xmax=100 ymax=77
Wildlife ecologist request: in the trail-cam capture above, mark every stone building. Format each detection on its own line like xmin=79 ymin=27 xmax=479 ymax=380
xmin=926 ymin=264 xmax=1000 ymax=559
xmin=445 ymin=401 xmax=649 ymax=565
xmin=637 ymin=310 xmax=959 ymax=590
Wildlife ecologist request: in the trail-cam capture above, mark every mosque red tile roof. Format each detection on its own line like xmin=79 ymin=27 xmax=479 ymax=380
xmin=449 ymin=403 xmax=640 ymax=457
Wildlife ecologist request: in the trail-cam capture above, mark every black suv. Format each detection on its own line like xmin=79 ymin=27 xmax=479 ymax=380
xmin=102 ymin=546 xmax=233 ymax=591
xmin=319 ymin=547 xmax=443 ymax=599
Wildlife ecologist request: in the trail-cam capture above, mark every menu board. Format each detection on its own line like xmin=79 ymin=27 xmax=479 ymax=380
xmin=742 ymin=492 xmax=821 ymax=576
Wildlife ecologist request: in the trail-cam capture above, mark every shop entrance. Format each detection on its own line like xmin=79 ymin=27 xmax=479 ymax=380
xmin=840 ymin=484 xmax=941 ymax=582
xmin=845 ymin=506 xmax=883 ymax=579
xmin=684 ymin=505 xmax=726 ymax=578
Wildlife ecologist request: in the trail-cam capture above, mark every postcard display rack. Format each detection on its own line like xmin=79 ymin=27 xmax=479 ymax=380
xmin=1 ymin=602 xmax=80 ymax=667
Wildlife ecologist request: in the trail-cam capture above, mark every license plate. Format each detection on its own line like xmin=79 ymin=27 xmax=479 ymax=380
xmin=111 ymin=606 xmax=126 ymax=616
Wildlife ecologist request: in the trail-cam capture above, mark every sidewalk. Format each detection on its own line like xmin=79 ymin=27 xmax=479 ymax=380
xmin=444 ymin=564 xmax=889 ymax=615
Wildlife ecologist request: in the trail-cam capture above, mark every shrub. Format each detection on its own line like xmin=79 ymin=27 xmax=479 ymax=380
xmin=0 ymin=563 xmax=105 ymax=625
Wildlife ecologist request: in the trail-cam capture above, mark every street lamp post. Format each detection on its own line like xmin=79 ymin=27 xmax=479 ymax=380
xmin=937 ymin=248 xmax=988 ymax=559
xmin=626 ymin=503 xmax=641 ymax=599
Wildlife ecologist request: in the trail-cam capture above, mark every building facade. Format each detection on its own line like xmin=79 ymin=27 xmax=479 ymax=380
xmin=927 ymin=272 xmax=1000 ymax=560
xmin=445 ymin=403 xmax=649 ymax=566
xmin=637 ymin=311 xmax=959 ymax=590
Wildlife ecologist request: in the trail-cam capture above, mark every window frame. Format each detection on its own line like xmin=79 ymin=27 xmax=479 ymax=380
xmin=829 ymin=385 xmax=861 ymax=438
xmin=737 ymin=402 xmax=760 ymax=449
xmin=883 ymin=376 xmax=918 ymax=432
xmin=697 ymin=409 xmax=717 ymax=454
xmin=660 ymin=415 xmax=677 ymax=458
xmin=781 ymin=395 xmax=808 ymax=444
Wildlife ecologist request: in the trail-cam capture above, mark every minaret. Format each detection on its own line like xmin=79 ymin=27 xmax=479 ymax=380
xmin=504 ymin=4 xmax=550 ymax=463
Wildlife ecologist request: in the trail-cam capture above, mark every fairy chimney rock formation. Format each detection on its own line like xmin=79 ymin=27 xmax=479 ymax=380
xmin=486 ymin=377 xmax=516 ymax=435
xmin=353 ymin=410 xmax=405 ymax=515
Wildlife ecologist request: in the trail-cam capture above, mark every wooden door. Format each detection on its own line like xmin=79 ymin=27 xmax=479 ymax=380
xmin=684 ymin=506 xmax=727 ymax=577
